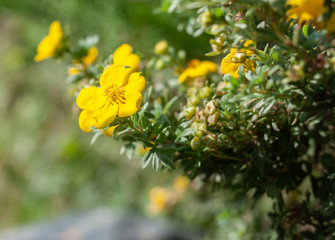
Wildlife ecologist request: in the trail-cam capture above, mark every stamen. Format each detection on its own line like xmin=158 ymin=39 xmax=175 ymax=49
xmin=104 ymin=84 xmax=126 ymax=105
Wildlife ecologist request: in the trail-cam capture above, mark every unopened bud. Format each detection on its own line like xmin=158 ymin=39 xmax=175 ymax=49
xmin=232 ymin=52 xmax=246 ymax=63
xmin=155 ymin=59 xmax=166 ymax=70
xmin=188 ymin=95 xmax=200 ymax=106
xmin=216 ymin=81 xmax=228 ymax=97
xmin=184 ymin=106 xmax=196 ymax=120
xmin=190 ymin=136 xmax=202 ymax=150
xmin=195 ymin=109 xmax=208 ymax=122
xmin=287 ymin=64 xmax=303 ymax=81
xmin=200 ymin=11 xmax=213 ymax=27
xmin=203 ymin=134 xmax=217 ymax=147
xmin=210 ymin=24 xmax=224 ymax=35
xmin=154 ymin=40 xmax=169 ymax=55
xmin=205 ymin=100 xmax=217 ymax=115
xmin=199 ymin=86 xmax=212 ymax=99
xmin=330 ymin=56 xmax=335 ymax=71
xmin=210 ymin=37 xmax=225 ymax=52
xmin=187 ymin=87 xmax=197 ymax=97
xmin=207 ymin=112 xmax=219 ymax=126
xmin=195 ymin=123 xmax=207 ymax=136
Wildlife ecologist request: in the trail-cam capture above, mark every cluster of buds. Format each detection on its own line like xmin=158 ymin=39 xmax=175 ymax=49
xmin=189 ymin=100 xmax=220 ymax=150
xmin=190 ymin=131 xmax=218 ymax=150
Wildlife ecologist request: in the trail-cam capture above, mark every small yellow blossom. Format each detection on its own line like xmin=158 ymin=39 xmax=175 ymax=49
xmin=139 ymin=143 xmax=153 ymax=155
xmin=154 ymin=40 xmax=169 ymax=55
xmin=68 ymin=66 xmax=80 ymax=75
xmin=173 ymin=176 xmax=189 ymax=193
xmin=34 ymin=21 xmax=63 ymax=62
xmin=179 ymin=59 xmax=218 ymax=84
xmin=76 ymin=64 xmax=145 ymax=133
xmin=148 ymin=187 xmax=176 ymax=215
xmin=220 ymin=40 xmax=257 ymax=78
xmin=113 ymin=44 xmax=140 ymax=73
xmin=82 ymin=46 xmax=98 ymax=66
xmin=286 ymin=0 xmax=326 ymax=26
xmin=69 ymin=46 xmax=98 ymax=75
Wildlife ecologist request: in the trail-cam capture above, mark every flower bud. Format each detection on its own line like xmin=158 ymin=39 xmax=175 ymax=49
xmin=190 ymin=136 xmax=202 ymax=150
xmin=210 ymin=24 xmax=225 ymax=35
xmin=195 ymin=109 xmax=208 ymax=122
xmin=155 ymin=59 xmax=166 ymax=70
xmin=232 ymin=52 xmax=246 ymax=63
xmin=200 ymin=11 xmax=213 ymax=27
xmin=207 ymin=112 xmax=219 ymax=126
xmin=187 ymin=87 xmax=197 ymax=97
xmin=183 ymin=106 xmax=196 ymax=120
xmin=188 ymin=95 xmax=200 ymax=106
xmin=330 ymin=56 xmax=335 ymax=71
xmin=195 ymin=122 xmax=207 ymax=136
xmin=216 ymin=81 xmax=227 ymax=97
xmin=210 ymin=37 xmax=225 ymax=52
xmin=203 ymin=134 xmax=217 ymax=147
xmin=154 ymin=40 xmax=169 ymax=55
xmin=205 ymin=100 xmax=217 ymax=115
xmin=199 ymin=86 xmax=212 ymax=99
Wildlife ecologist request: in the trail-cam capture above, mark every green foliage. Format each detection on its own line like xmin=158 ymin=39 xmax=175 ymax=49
xmin=12 ymin=0 xmax=335 ymax=239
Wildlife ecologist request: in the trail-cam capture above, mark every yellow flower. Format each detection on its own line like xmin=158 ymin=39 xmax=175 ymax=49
xmin=220 ymin=40 xmax=257 ymax=78
xmin=148 ymin=187 xmax=176 ymax=215
xmin=286 ymin=0 xmax=326 ymax=26
xmin=82 ymin=46 xmax=98 ymax=66
xmin=68 ymin=66 xmax=80 ymax=75
xmin=178 ymin=59 xmax=218 ymax=84
xmin=139 ymin=144 xmax=153 ymax=155
xmin=325 ymin=14 xmax=335 ymax=33
xmin=76 ymin=64 xmax=146 ymax=133
xmin=113 ymin=44 xmax=140 ymax=73
xmin=34 ymin=21 xmax=63 ymax=62
xmin=173 ymin=176 xmax=189 ymax=193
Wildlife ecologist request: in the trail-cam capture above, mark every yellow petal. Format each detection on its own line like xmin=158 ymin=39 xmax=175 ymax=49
xmin=113 ymin=44 xmax=140 ymax=73
xmin=82 ymin=46 xmax=98 ymax=66
xmin=178 ymin=69 xmax=190 ymax=83
xmin=102 ymin=125 xmax=118 ymax=136
xmin=127 ymin=72 xmax=146 ymax=92
xmin=99 ymin=64 xmax=128 ymax=88
xmin=201 ymin=61 xmax=218 ymax=72
xmin=187 ymin=59 xmax=201 ymax=68
xmin=118 ymin=91 xmax=142 ymax=118
xmin=78 ymin=110 xmax=96 ymax=132
xmin=221 ymin=61 xmax=239 ymax=78
xmin=34 ymin=21 xmax=63 ymax=62
xmin=93 ymin=102 xmax=118 ymax=129
xmin=76 ymin=86 xmax=105 ymax=111
xmin=113 ymin=44 xmax=132 ymax=64
xmin=124 ymin=53 xmax=140 ymax=72
xmin=34 ymin=36 xmax=54 ymax=61
xmin=49 ymin=21 xmax=63 ymax=45
xmin=326 ymin=14 xmax=335 ymax=33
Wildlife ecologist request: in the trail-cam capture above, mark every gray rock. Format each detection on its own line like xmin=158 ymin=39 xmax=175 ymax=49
xmin=0 ymin=208 xmax=202 ymax=240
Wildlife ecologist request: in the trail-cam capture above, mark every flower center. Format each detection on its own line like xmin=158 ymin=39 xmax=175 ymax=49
xmin=104 ymin=84 xmax=126 ymax=105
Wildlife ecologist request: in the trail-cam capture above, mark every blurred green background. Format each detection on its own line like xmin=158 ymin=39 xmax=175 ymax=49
xmin=0 ymin=0 xmax=275 ymax=239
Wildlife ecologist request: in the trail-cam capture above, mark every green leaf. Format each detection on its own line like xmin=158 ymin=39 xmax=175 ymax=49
xmin=142 ymin=150 xmax=154 ymax=169
xmin=163 ymin=96 xmax=178 ymax=114
xmin=302 ymin=24 xmax=308 ymax=38
xmin=151 ymin=152 xmax=160 ymax=172
xmin=157 ymin=151 xmax=175 ymax=169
